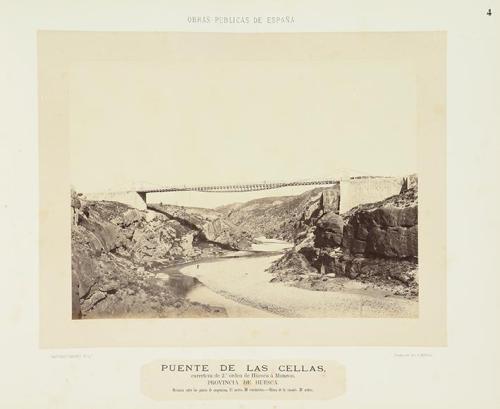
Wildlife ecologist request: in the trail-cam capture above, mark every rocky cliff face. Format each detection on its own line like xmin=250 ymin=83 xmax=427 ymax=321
xmin=71 ymin=193 xmax=229 ymax=319
xmin=342 ymin=186 xmax=418 ymax=258
xmin=217 ymin=185 xmax=340 ymax=242
xmin=147 ymin=203 xmax=253 ymax=250
xmin=267 ymin=179 xmax=419 ymax=298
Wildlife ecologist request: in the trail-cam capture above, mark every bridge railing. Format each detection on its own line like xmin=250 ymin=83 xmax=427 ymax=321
xmin=136 ymin=179 xmax=340 ymax=194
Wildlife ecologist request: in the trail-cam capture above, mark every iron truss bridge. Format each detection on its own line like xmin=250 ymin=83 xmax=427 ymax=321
xmin=136 ymin=179 xmax=340 ymax=194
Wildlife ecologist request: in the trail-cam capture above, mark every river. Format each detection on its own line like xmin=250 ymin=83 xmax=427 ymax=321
xmin=181 ymin=237 xmax=418 ymax=318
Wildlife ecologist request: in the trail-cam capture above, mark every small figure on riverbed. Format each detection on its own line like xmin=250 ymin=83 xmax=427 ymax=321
xmin=197 ymin=264 xmax=199 ymax=269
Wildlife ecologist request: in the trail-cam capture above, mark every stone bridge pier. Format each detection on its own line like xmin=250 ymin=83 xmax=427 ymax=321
xmin=339 ymin=177 xmax=404 ymax=213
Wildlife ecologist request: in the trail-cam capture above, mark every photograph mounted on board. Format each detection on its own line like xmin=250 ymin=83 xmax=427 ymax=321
xmin=39 ymin=31 xmax=446 ymax=345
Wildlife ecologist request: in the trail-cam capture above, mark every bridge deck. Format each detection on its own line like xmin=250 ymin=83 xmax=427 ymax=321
xmin=137 ymin=180 xmax=339 ymax=194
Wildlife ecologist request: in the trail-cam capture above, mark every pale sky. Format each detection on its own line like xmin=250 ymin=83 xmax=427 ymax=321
xmin=69 ymin=33 xmax=417 ymax=208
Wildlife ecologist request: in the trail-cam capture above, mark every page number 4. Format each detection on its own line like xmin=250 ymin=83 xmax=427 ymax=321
xmin=487 ymin=8 xmax=492 ymax=15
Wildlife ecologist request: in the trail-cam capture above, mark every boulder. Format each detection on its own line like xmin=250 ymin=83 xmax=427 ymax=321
xmin=81 ymin=291 xmax=107 ymax=313
xmin=314 ymin=212 xmax=343 ymax=248
xmin=364 ymin=223 xmax=417 ymax=258
xmin=266 ymin=250 xmax=318 ymax=278
xmin=297 ymin=245 xmax=319 ymax=261
xmin=369 ymin=206 xmax=418 ymax=228
xmin=86 ymin=232 xmax=104 ymax=257
xmin=99 ymin=280 xmax=120 ymax=293
xmin=342 ymin=205 xmax=418 ymax=259
xmin=72 ymin=251 xmax=99 ymax=299
xmin=80 ymin=218 xmax=126 ymax=252
xmin=302 ymin=196 xmax=323 ymax=223
xmin=122 ymin=209 xmax=143 ymax=226
xmin=71 ymin=194 xmax=81 ymax=209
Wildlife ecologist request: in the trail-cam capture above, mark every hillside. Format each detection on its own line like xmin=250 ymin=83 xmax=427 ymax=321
xmin=147 ymin=203 xmax=253 ymax=250
xmin=71 ymin=193 xmax=230 ymax=319
xmin=71 ymin=186 xmax=339 ymax=319
xmin=217 ymin=185 xmax=340 ymax=241
xmin=267 ymin=178 xmax=419 ymax=299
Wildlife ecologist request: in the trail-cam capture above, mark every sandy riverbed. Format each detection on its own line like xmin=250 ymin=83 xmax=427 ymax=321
xmin=181 ymin=238 xmax=418 ymax=318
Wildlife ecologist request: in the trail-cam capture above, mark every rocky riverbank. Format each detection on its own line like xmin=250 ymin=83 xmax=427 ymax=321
xmin=71 ymin=192 xmax=246 ymax=319
xmin=148 ymin=203 xmax=253 ymax=250
xmin=266 ymin=176 xmax=419 ymax=299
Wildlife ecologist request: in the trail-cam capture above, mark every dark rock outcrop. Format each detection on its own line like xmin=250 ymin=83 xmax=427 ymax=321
xmin=267 ymin=179 xmax=419 ymax=298
xmin=343 ymin=206 xmax=417 ymax=258
xmin=268 ymin=251 xmax=318 ymax=281
xmin=147 ymin=203 xmax=253 ymax=250
xmin=71 ymin=192 xmax=230 ymax=319
xmin=314 ymin=212 xmax=344 ymax=248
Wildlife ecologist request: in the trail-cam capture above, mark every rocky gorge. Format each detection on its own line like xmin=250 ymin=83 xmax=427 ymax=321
xmin=71 ymin=175 xmax=419 ymax=319
xmin=266 ymin=176 xmax=419 ymax=299
xmin=71 ymin=193 xmax=249 ymax=319
xmin=217 ymin=186 xmax=340 ymax=242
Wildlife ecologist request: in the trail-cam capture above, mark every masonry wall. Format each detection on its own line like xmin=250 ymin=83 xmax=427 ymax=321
xmin=83 ymin=191 xmax=147 ymax=210
xmin=339 ymin=177 xmax=403 ymax=214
